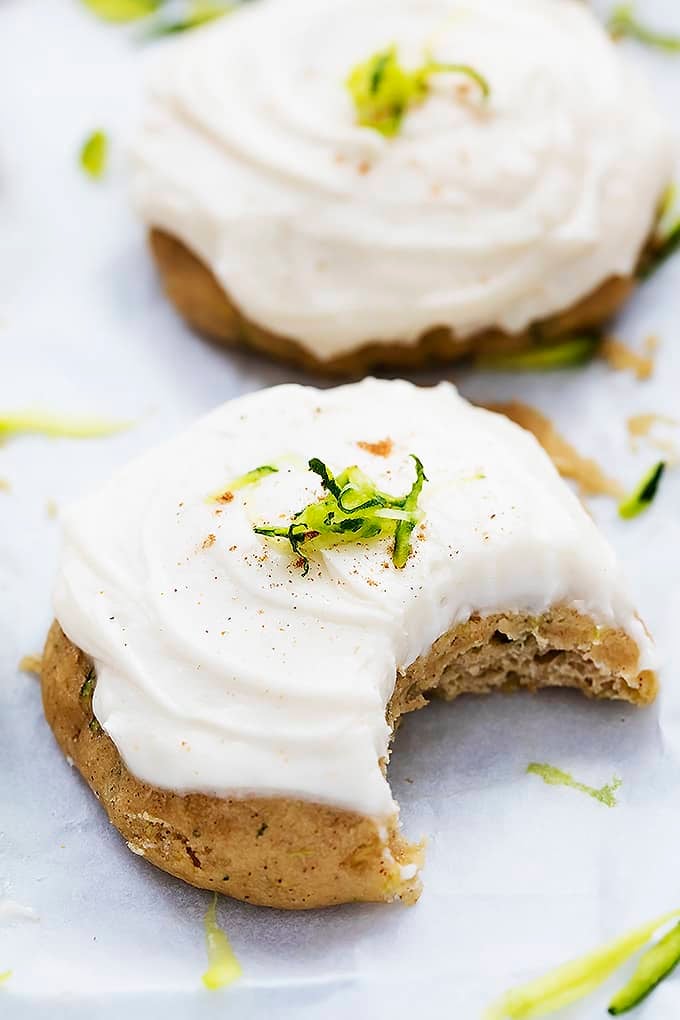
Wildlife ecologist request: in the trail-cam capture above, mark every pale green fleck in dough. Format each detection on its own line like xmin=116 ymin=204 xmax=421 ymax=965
xmin=527 ymin=763 xmax=622 ymax=807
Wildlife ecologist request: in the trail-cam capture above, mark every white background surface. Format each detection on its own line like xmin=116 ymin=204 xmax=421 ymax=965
xmin=2 ymin=1 xmax=680 ymax=1017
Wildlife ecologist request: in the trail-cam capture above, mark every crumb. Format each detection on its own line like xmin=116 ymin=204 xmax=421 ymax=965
xmin=486 ymin=401 xmax=623 ymax=499
xmin=627 ymin=412 xmax=679 ymax=460
xmin=357 ymin=438 xmax=393 ymax=457
xmin=600 ymin=334 xmax=657 ymax=381
xmin=18 ymin=654 xmax=42 ymax=679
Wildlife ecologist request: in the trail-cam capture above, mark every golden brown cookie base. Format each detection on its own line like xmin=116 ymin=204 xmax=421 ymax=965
xmin=149 ymin=229 xmax=636 ymax=377
xmin=41 ymin=608 xmax=654 ymax=909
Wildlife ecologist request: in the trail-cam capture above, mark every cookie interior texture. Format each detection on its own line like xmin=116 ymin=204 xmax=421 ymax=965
xmin=149 ymin=229 xmax=635 ymax=377
xmin=42 ymin=609 xmax=655 ymax=909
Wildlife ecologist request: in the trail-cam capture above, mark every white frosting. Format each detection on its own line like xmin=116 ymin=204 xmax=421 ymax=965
xmin=54 ymin=380 xmax=653 ymax=819
xmin=131 ymin=0 xmax=673 ymax=359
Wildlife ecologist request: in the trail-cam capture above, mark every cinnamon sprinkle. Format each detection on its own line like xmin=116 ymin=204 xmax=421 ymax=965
xmin=357 ymin=438 xmax=393 ymax=457
xmin=201 ymin=534 xmax=216 ymax=550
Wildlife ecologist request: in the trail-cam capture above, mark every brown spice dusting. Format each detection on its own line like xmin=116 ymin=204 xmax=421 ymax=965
xmin=201 ymin=534 xmax=216 ymax=550
xmin=357 ymin=159 xmax=372 ymax=175
xmin=19 ymin=654 xmax=42 ymax=678
xmin=487 ymin=401 xmax=623 ymax=499
xmin=357 ymin=437 xmax=394 ymax=457
xmin=600 ymin=334 xmax=658 ymax=381
xmin=216 ymin=490 xmax=234 ymax=503
xmin=228 ymin=545 xmax=237 ymax=552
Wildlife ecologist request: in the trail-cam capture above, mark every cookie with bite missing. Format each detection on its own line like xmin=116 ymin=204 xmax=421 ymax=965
xmin=42 ymin=379 xmax=656 ymax=908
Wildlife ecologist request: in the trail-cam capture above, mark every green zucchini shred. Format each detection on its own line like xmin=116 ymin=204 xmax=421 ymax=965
xmin=618 ymin=462 xmax=666 ymax=520
xmin=475 ymin=335 xmax=599 ymax=372
xmin=607 ymin=4 xmax=680 ymax=52
xmin=346 ymin=45 xmax=488 ymax=137
xmin=639 ymin=221 xmax=680 ymax=280
xmin=79 ymin=667 xmax=97 ymax=704
xmin=79 ymin=130 xmax=108 ymax=179
xmin=527 ymin=763 xmax=621 ymax=808
xmin=254 ymin=455 xmax=427 ymax=574
xmin=202 ymin=894 xmax=242 ymax=990
xmin=80 ymin=0 xmax=161 ymax=23
xmin=608 ymin=922 xmax=680 ymax=1014
xmin=228 ymin=465 xmax=278 ymax=491
xmin=484 ymin=908 xmax=680 ymax=1019
xmin=0 ymin=411 xmax=130 ymax=442
xmin=142 ymin=1 xmax=233 ymax=38
xmin=80 ymin=668 xmax=103 ymax=735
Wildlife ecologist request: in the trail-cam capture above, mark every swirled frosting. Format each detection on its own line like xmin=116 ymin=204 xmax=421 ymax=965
xmin=54 ymin=380 xmax=653 ymax=818
xmin=131 ymin=0 xmax=673 ymax=359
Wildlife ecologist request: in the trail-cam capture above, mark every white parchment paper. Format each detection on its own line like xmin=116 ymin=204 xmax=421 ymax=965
xmin=2 ymin=2 xmax=680 ymax=1017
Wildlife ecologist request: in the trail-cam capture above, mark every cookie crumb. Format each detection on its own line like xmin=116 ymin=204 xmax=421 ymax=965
xmin=19 ymin=654 xmax=42 ymax=679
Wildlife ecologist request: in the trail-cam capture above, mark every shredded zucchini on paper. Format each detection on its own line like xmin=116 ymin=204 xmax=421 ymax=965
xmin=485 ymin=908 xmax=680 ymax=1019
xmin=202 ymin=895 xmax=242 ymax=990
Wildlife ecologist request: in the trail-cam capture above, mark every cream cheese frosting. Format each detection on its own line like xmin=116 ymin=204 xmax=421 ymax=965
xmin=131 ymin=0 xmax=674 ymax=360
xmin=54 ymin=380 xmax=653 ymax=819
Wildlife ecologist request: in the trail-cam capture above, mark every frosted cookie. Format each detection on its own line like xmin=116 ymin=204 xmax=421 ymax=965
xmin=131 ymin=0 xmax=672 ymax=375
xmin=42 ymin=380 xmax=656 ymax=908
